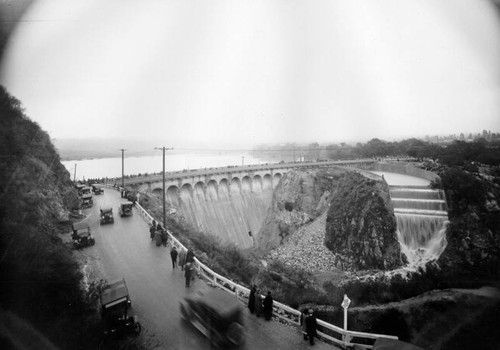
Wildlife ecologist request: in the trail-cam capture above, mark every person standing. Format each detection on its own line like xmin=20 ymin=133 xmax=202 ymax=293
xmin=184 ymin=262 xmax=192 ymax=287
xmin=305 ymin=309 xmax=318 ymax=345
xmin=170 ymin=246 xmax=178 ymax=268
xmin=254 ymin=289 xmax=263 ymax=317
xmin=178 ymin=248 xmax=187 ymax=271
xmin=248 ymin=285 xmax=256 ymax=314
xmin=263 ymin=291 xmax=273 ymax=321
xmin=300 ymin=309 xmax=309 ymax=341
xmin=186 ymin=249 xmax=194 ymax=264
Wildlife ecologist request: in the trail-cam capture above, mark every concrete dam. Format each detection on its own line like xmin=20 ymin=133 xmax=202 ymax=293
xmin=167 ymin=176 xmax=277 ymax=248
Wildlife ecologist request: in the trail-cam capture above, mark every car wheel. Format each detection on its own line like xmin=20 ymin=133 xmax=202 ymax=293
xmin=180 ymin=304 xmax=189 ymax=321
xmin=90 ymin=239 xmax=95 ymax=246
xmin=226 ymin=322 xmax=244 ymax=346
xmin=134 ymin=322 xmax=142 ymax=334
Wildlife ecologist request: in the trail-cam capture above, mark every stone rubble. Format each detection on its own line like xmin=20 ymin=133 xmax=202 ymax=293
xmin=266 ymin=212 xmax=340 ymax=272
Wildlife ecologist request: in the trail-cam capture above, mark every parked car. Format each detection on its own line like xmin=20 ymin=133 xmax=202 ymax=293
xmin=92 ymin=184 xmax=104 ymax=195
xmin=180 ymin=288 xmax=245 ymax=348
xmin=100 ymin=278 xmax=132 ymax=318
xmin=80 ymin=186 xmax=92 ymax=197
xmin=71 ymin=222 xmax=95 ymax=249
xmin=99 ymin=278 xmax=140 ymax=337
xmin=81 ymin=193 xmax=93 ymax=208
xmin=119 ymin=202 xmax=134 ymax=217
xmin=100 ymin=207 xmax=114 ymax=224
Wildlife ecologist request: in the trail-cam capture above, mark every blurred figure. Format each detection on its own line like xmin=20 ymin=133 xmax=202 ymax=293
xmin=263 ymin=291 xmax=273 ymax=321
xmin=254 ymin=288 xmax=263 ymax=317
xmin=248 ymin=285 xmax=256 ymax=314
xmin=305 ymin=308 xmax=318 ymax=345
xmin=184 ymin=262 xmax=192 ymax=287
xmin=178 ymin=247 xmax=187 ymax=271
xmin=300 ymin=308 xmax=308 ymax=341
xmin=170 ymin=246 xmax=178 ymax=268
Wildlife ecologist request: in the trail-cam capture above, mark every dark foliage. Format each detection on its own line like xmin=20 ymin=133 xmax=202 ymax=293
xmin=0 ymin=86 xmax=100 ymax=349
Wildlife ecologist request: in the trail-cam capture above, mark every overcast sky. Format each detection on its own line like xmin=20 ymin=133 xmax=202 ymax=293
xmin=1 ymin=0 xmax=500 ymax=148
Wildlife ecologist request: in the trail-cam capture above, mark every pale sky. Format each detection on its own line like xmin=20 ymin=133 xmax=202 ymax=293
xmin=1 ymin=0 xmax=500 ymax=147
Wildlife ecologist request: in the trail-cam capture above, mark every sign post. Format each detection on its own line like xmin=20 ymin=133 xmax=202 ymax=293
xmin=341 ymin=294 xmax=351 ymax=344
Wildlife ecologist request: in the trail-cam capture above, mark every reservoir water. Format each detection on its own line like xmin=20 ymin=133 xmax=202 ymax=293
xmin=62 ymin=151 xmax=267 ymax=181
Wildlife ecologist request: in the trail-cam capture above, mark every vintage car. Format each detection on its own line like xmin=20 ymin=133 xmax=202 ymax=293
xmin=80 ymin=186 xmax=92 ymax=197
xmin=76 ymin=183 xmax=86 ymax=194
xmin=180 ymin=288 xmax=245 ymax=348
xmin=100 ymin=278 xmax=132 ymax=318
xmin=81 ymin=193 xmax=93 ymax=209
xmin=71 ymin=221 xmax=95 ymax=249
xmin=92 ymin=184 xmax=104 ymax=195
xmin=100 ymin=207 xmax=114 ymax=224
xmin=119 ymin=202 xmax=134 ymax=217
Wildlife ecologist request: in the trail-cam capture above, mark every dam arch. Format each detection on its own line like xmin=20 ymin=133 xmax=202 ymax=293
xmin=194 ymin=182 xmax=206 ymax=201
xmin=166 ymin=185 xmax=179 ymax=206
xmin=241 ymin=176 xmax=252 ymax=194
xmin=230 ymin=178 xmax=241 ymax=196
xmin=252 ymin=175 xmax=263 ymax=193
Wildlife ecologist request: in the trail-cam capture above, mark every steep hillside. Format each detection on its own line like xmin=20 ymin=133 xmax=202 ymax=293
xmin=0 ymin=86 xmax=98 ymax=349
xmin=257 ymin=168 xmax=402 ymax=270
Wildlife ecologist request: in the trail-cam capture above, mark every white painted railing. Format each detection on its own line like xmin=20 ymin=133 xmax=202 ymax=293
xmin=132 ymin=197 xmax=398 ymax=349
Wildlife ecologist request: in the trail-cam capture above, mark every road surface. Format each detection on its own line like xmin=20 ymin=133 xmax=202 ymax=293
xmin=77 ymin=188 xmax=335 ymax=350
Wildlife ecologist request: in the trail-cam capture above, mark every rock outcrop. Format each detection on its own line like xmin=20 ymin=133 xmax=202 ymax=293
xmin=258 ymin=167 xmax=402 ymax=271
xmin=325 ymin=171 xmax=402 ymax=270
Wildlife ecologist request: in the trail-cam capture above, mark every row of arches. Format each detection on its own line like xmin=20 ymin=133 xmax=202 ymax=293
xmin=152 ymin=173 xmax=282 ymax=204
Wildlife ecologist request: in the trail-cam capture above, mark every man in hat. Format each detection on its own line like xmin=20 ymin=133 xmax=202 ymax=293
xmin=305 ymin=308 xmax=318 ymax=345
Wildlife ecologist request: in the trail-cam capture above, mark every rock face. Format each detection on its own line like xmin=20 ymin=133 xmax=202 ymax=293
xmin=325 ymin=171 xmax=402 ymax=270
xmin=256 ymin=170 xmax=327 ymax=250
xmin=257 ymin=167 xmax=402 ymax=271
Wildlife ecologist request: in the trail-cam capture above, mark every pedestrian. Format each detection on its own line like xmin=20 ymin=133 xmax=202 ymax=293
xmin=254 ymin=289 xmax=263 ymax=317
xmin=300 ymin=309 xmax=308 ymax=341
xmin=170 ymin=246 xmax=178 ymax=268
xmin=186 ymin=249 xmax=194 ymax=264
xmin=149 ymin=223 xmax=156 ymax=241
xmin=248 ymin=285 xmax=256 ymax=314
xmin=263 ymin=291 xmax=273 ymax=321
xmin=178 ymin=248 xmax=187 ymax=271
xmin=154 ymin=229 xmax=162 ymax=247
xmin=184 ymin=262 xmax=192 ymax=287
xmin=161 ymin=229 xmax=168 ymax=247
xmin=305 ymin=309 xmax=318 ymax=345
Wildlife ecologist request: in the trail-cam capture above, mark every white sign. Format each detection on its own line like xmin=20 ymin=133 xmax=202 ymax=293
xmin=341 ymin=294 xmax=351 ymax=309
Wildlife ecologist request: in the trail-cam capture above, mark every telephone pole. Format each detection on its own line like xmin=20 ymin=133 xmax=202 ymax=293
xmin=73 ymin=163 xmax=77 ymax=182
xmin=155 ymin=146 xmax=173 ymax=229
xmin=120 ymin=149 xmax=126 ymax=194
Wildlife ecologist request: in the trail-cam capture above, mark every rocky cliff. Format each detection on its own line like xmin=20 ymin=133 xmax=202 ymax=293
xmin=257 ymin=167 xmax=402 ymax=271
xmin=325 ymin=170 xmax=402 ymax=270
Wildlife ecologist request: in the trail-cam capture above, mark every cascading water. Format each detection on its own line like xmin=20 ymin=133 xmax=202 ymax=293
xmin=390 ymin=187 xmax=449 ymax=268
xmin=170 ymin=177 xmax=275 ymax=249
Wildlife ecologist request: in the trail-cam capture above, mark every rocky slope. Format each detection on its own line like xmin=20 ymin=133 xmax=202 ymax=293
xmin=259 ymin=168 xmax=402 ymax=271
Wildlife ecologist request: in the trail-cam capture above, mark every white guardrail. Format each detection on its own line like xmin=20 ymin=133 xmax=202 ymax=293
xmin=132 ymin=199 xmax=398 ymax=349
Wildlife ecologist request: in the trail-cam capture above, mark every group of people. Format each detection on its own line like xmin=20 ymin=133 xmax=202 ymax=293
xmin=149 ymin=220 xmax=197 ymax=288
xmin=150 ymin=220 xmax=319 ymax=345
xmin=168 ymin=243 xmax=196 ymax=287
xmin=247 ymin=286 xmax=274 ymax=321
xmin=149 ymin=221 xmax=168 ymax=247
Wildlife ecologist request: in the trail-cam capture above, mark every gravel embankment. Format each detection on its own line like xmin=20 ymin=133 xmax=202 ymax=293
xmin=267 ymin=212 xmax=340 ymax=272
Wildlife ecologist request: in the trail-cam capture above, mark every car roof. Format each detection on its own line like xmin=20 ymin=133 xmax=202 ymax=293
xmin=100 ymin=278 xmax=129 ymax=306
xmin=82 ymin=193 xmax=92 ymax=199
xmin=72 ymin=221 xmax=90 ymax=231
xmin=189 ymin=288 xmax=241 ymax=317
xmin=100 ymin=207 xmax=113 ymax=212
xmin=121 ymin=201 xmax=134 ymax=206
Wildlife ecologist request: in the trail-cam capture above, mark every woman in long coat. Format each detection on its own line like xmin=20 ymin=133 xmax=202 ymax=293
xmin=254 ymin=289 xmax=263 ymax=317
xmin=178 ymin=248 xmax=187 ymax=271
xmin=248 ymin=285 xmax=256 ymax=314
xmin=263 ymin=291 xmax=273 ymax=321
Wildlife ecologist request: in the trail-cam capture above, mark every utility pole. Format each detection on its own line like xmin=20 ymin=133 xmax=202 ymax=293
xmin=293 ymin=144 xmax=296 ymax=163
xmin=73 ymin=163 xmax=77 ymax=183
xmin=155 ymin=146 xmax=173 ymax=229
xmin=120 ymin=149 xmax=126 ymax=195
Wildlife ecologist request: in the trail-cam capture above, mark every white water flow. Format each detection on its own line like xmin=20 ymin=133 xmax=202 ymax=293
xmin=390 ymin=187 xmax=449 ymax=267
xmin=170 ymin=177 xmax=276 ymax=249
